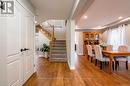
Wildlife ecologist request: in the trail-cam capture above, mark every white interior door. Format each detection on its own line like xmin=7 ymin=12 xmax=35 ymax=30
xmin=6 ymin=1 xmax=35 ymax=85
xmin=22 ymin=12 xmax=34 ymax=83
xmin=0 ymin=11 xmax=8 ymax=86
xmin=6 ymin=1 xmax=23 ymax=86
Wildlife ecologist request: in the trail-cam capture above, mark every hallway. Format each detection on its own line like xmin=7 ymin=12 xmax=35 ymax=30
xmin=24 ymin=57 xmax=84 ymax=86
xmin=24 ymin=56 xmax=130 ymax=86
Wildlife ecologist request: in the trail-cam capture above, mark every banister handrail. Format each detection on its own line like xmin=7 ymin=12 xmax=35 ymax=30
xmin=36 ymin=25 xmax=52 ymax=40
xmin=46 ymin=22 xmax=55 ymax=41
xmin=45 ymin=22 xmax=55 ymax=59
xmin=36 ymin=24 xmax=56 ymax=42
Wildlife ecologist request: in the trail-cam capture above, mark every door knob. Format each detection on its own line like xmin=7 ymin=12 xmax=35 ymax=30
xmin=24 ymin=48 xmax=29 ymax=51
xmin=20 ymin=49 xmax=24 ymax=52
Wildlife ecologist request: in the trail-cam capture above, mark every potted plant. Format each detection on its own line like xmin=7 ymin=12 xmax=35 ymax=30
xmin=40 ymin=43 xmax=50 ymax=58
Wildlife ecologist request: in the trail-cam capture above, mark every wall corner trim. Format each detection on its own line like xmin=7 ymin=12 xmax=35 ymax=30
xmin=67 ymin=61 xmax=75 ymax=70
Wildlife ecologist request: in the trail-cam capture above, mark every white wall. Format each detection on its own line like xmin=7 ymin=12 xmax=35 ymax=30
xmin=47 ymin=27 xmax=66 ymax=40
xmin=66 ymin=20 xmax=76 ymax=69
xmin=75 ymin=32 xmax=83 ymax=55
xmin=35 ymin=32 xmax=50 ymax=56
xmin=38 ymin=32 xmax=50 ymax=48
xmin=55 ymin=33 xmax=66 ymax=40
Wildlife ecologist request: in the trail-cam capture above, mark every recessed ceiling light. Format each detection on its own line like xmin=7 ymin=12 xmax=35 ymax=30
xmin=35 ymin=21 xmax=37 ymax=24
xmin=118 ymin=16 xmax=123 ymax=19
xmin=84 ymin=16 xmax=88 ymax=19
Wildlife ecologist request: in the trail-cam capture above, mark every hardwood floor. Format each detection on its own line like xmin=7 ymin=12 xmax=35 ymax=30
xmin=24 ymin=55 xmax=130 ymax=86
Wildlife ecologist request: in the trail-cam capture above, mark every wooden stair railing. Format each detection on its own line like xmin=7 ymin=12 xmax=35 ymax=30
xmin=46 ymin=23 xmax=56 ymax=42
xmin=47 ymin=24 xmax=55 ymax=59
xmin=36 ymin=25 xmax=55 ymax=41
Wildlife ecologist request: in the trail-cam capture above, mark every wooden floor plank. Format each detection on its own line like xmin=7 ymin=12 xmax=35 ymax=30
xmin=24 ymin=55 xmax=130 ymax=86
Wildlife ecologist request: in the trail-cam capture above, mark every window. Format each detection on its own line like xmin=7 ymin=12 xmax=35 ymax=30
xmin=107 ymin=25 xmax=126 ymax=50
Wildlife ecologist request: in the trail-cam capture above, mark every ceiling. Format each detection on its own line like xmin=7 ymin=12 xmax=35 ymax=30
xmin=30 ymin=0 xmax=75 ymax=23
xmin=77 ymin=0 xmax=130 ymax=29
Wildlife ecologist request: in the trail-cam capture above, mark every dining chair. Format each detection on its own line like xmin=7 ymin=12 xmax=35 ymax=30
xmin=103 ymin=45 xmax=113 ymax=66
xmin=94 ymin=45 xmax=114 ymax=69
xmin=86 ymin=45 xmax=94 ymax=62
xmin=115 ymin=45 xmax=128 ymax=70
xmin=106 ymin=45 xmax=113 ymax=51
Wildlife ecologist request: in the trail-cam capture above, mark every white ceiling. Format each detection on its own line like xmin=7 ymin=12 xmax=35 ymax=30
xmin=77 ymin=0 xmax=130 ymax=29
xmin=30 ymin=0 xmax=75 ymax=23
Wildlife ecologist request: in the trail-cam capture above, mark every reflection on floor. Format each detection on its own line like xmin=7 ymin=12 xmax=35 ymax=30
xmin=24 ymin=55 xmax=130 ymax=86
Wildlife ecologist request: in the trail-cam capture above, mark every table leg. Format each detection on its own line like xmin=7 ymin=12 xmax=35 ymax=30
xmin=109 ymin=56 xmax=113 ymax=74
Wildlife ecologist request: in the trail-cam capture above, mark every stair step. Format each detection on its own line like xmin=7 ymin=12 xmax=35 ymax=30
xmin=54 ymin=40 xmax=66 ymax=42
xmin=52 ymin=45 xmax=66 ymax=47
xmin=51 ymin=50 xmax=66 ymax=53
xmin=50 ymin=54 xmax=67 ymax=62
xmin=51 ymin=52 xmax=66 ymax=54
xmin=52 ymin=47 xmax=66 ymax=50
xmin=51 ymin=41 xmax=66 ymax=43
xmin=49 ymin=58 xmax=67 ymax=62
xmin=51 ymin=53 xmax=66 ymax=57
xmin=52 ymin=43 xmax=66 ymax=45
xmin=51 ymin=42 xmax=66 ymax=44
xmin=52 ymin=41 xmax=66 ymax=43
xmin=50 ymin=40 xmax=67 ymax=62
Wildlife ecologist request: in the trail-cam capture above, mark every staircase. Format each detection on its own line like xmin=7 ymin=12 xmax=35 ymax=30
xmin=49 ymin=40 xmax=67 ymax=62
xmin=36 ymin=24 xmax=67 ymax=62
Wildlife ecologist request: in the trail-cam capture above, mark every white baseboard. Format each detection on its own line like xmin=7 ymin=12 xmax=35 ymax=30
xmin=67 ymin=61 xmax=75 ymax=70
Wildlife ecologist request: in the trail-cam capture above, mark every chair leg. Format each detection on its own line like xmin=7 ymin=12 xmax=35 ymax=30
xmin=112 ymin=62 xmax=114 ymax=71
xmin=126 ymin=61 xmax=128 ymax=70
xmin=91 ymin=57 xmax=93 ymax=63
xmin=95 ymin=59 xmax=97 ymax=66
xmin=104 ymin=62 xmax=107 ymax=66
xmin=100 ymin=61 xmax=103 ymax=69
xmin=102 ymin=62 xmax=105 ymax=68
xmin=117 ymin=61 xmax=119 ymax=66
xmin=88 ymin=55 xmax=89 ymax=60
xmin=115 ymin=61 xmax=118 ymax=70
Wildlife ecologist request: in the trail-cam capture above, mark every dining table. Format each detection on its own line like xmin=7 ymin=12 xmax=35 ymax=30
xmin=102 ymin=50 xmax=130 ymax=74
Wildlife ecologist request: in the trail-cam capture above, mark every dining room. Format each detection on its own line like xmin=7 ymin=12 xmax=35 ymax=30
xmin=75 ymin=0 xmax=130 ymax=75
xmin=74 ymin=21 xmax=130 ymax=85
xmin=74 ymin=20 xmax=130 ymax=85
xmin=75 ymin=23 xmax=130 ymax=71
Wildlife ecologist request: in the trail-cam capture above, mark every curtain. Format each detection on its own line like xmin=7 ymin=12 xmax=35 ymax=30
xmin=107 ymin=24 xmax=127 ymax=50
